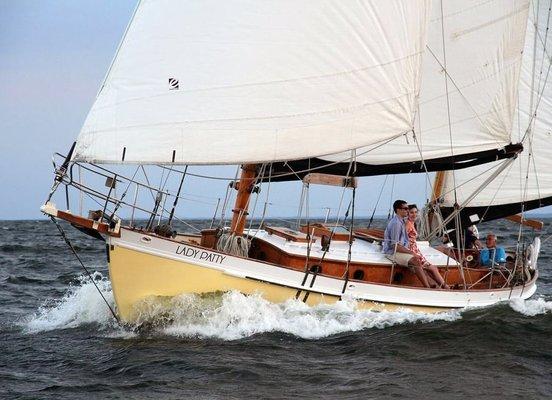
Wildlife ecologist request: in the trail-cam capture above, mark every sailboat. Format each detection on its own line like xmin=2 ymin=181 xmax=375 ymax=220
xmin=41 ymin=0 xmax=548 ymax=323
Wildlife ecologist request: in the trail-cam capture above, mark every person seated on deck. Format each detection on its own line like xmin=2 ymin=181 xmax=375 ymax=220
xmin=406 ymin=204 xmax=449 ymax=289
xmin=435 ymin=233 xmax=452 ymax=257
xmin=480 ymin=233 xmax=506 ymax=267
xmin=383 ymin=200 xmax=431 ymax=288
xmin=465 ymin=225 xmax=482 ymax=250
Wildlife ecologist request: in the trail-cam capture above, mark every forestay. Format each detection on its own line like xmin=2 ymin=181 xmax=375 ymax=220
xmin=73 ymin=0 xmax=430 ymax=165
xmin=440 ymin=0 xmax=552 ymax=222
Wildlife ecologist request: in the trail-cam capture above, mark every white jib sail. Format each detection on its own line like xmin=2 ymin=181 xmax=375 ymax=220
xmin=73 ymin=0 xmax=430 ymax=165
xmin=441 ymin=0 xmax=552 ymax=211
xmin=322 ymin=0 xmax=531 ymax=165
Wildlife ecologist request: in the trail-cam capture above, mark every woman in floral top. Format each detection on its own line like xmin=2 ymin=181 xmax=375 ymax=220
xmin=406 ymin=205 xmax=449 ymax=289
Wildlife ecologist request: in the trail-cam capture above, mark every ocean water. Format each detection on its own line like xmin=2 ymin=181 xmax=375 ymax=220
xmin=1 ymin=219 xmax=551 ymax=399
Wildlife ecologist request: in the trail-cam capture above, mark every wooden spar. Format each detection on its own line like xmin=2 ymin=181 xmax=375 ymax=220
xmin=303 ymin=173 xmax=357 ymax=188
xmin=230 ymin=164 xmax=258 ymax=236
xmin=428 ymin=171 xmax=447 ymax=229
xmin=505 ymin=214 xmax=544 ymax=230
xmin=431 ymin=171 xmax=447 ymax=203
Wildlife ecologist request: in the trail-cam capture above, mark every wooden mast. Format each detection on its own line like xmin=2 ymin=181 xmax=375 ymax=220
xmin=428 ymin=171 xmax=447 ymax=229
xmin=431 ymin=171 xmax=447 ymax=203
xmin=230 ymin=164 xmax=258 ymax=236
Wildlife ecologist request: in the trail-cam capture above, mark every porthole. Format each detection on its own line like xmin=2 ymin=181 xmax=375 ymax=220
xmin=393 ymin=272 xmax=404 ymax=283
xmin=353 ymin=269 xmax=364 ymax=280
xmin=310 ymin=264 xmax=322 ymax=274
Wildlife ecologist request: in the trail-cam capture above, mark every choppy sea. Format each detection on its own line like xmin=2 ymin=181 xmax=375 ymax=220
xmin=1 ymin=219 xmax=551 ymax=399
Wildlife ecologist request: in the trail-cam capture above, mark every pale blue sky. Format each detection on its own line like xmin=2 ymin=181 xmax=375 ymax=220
xmin=0 ymin=1 xmax=548 ymax=220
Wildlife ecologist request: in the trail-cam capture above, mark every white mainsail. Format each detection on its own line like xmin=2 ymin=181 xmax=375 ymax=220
xmin=73 ymin=0 xmax=430 ymax=165
xmin=440 ymin=0 xmax=552 ymax=220
xmin=323 ymin=0 xmax=530 ymax=165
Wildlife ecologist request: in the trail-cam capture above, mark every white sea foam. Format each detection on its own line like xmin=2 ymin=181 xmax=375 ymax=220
xmin=23 ymin=276 xmax=463 ymax=339
xmin=509 ymin=297 xmax=552 ymax=316
xmin=23 ymin=272 xmax=117 ymax=334
xmin=152 ymin=291 xmax=461 ymax=340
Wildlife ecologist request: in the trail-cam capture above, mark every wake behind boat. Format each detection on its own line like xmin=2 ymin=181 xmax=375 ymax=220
xmin=42 ymin=0 xmax=549 ymax=323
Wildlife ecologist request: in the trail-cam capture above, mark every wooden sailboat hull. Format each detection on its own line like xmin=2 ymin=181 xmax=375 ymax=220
xmin=109 ymin=228 xmax=537 ymax=323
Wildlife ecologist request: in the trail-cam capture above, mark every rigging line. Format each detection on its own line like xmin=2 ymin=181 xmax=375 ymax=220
xmin=163 ymin=212 xmax=201 ymax=233
xmin=428 ymin=158 xmax=517 ymax=238
xmin=49 ymin=216 xmax=120 ymax=324
xmin=412 ymin=132 xmax=436 ymax=197
xmin=541 ymin=233 xmax=552 ymax=245
xmin=529 ymin=138 xmax=543 ymax=203
xmin=83 ymin=190 xmax=115 ymax=216
xmin=110 ymin=166 xmax=140 ymax=219
xmin=248 ymin=163 xmax=274 ymax=242
xmin=331 ymin=155 xmax=355 ymax=229
xmin=168 ymin=165 xmax=188 ymax=225
xmin=96 ymin=0 xmax=141 ymax=96
xmin=521 ymin=35 xmax=552 ymax=142
xmin=219 ymin=165 xmax=241 ymax=228
xmin=296 ymin=155 xmax=355 ymax=295
xmin=140 ymin=165 xmax=157 ymax=202
xmin=154 ymin=131 xmax=410 ymax=182
xmin=124 ymin=166 xmax=218 ymax=206
xmin=284 ymin=161 xmax=303 ymax=182
xmin=424 ymin=45 xmax=502 ymax=147
xmin=475 ymin=158 xmax=517 ymax=223
xmin=235 ymin=163 xmax=265 ymax=235
xmin=412 ymin=132 xmax=448 ymax=238
xmin=516 ymin=6 xmax=546 ymax=253
xmin=516 ymin=125 xmax=537 ymax=255
xmin=246 ymin=163 xmax=267 ymax=232
xmin=536 ymin=1 xmax=552 ymax=97
xmin=439 ymin=0 xmax=458 ymax=206
xmin=296 ymin=182 xmax=307 ymax=229
xmin=342 ymin=156 xmax=357 ymax=294
xmin=529 ymin=0 xmax=541 ymax=122
xmin=74 ymin=162 xmax=172 ymax=197
xmin=387 ymin=176 xmax=395 ymax=220
xmin=157 ymin=164 xmax=166 ymax=197
xmin=367 ymin=175 xmax=388 ymax=229
xmin=528 ymin=9 xmax=549 ymax=200
xmin=72 ymin=181 xmax=169 ymax=223
xmin=160 ymin=162 xmax=174 ymax=194
xmin=78 ymin=164 xmax=83 ymax=215
xmin=533 ymin=6 xmax=552 ymax=64
xmin=432 ymin=158 xmax=510 ymax=209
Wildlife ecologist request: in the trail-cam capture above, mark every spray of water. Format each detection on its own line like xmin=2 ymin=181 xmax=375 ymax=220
xmin=509 ymin=297 xmax=552 ymax=316
xmin=23 ymin=272 xmax=116 ymax=334
xmin=22 ymin=274 xmax=461 ymax=339
xmin=23 ymin=274 xmax=551 ymax=340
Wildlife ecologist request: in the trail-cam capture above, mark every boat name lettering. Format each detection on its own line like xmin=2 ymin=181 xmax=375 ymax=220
xmin=175 ymin=245 xmax=226 ymax=264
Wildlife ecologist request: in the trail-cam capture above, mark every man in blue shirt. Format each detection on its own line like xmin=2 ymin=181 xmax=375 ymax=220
xmin=383 ymin=199 xmax=430 ymax=288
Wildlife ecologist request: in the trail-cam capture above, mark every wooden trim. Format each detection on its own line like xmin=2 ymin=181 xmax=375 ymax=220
xmin=249 ymin=236 xmax=510 ymax=289
xmin=299 ymin=223 xmax=351 ymax=241
xmin=505 ymin=214 xmax=544 ymax=230
xmin=303 ymin=173 xmax=357 ymax=188
xmin=56 ymin=210 xmax=120 ymax=237
xmin=265 ymin=226 xmax=312 ymax=243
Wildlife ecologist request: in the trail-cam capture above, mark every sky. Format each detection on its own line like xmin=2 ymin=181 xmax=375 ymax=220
xmin=0 ymin=1 xmax=549 ymax=221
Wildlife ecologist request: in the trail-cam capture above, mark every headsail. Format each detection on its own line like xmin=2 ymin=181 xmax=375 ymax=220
xmin=269 ymin=0 xmax=531 ymax=178
xmin=73 ymin=0 xmax=430 ymax=165
xmin=439 ymin=0 xmax=552 ymax=224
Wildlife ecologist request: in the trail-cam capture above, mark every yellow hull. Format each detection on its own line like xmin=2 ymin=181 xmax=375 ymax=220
xmin=109 ymin=245 xmax=447 ymax=323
